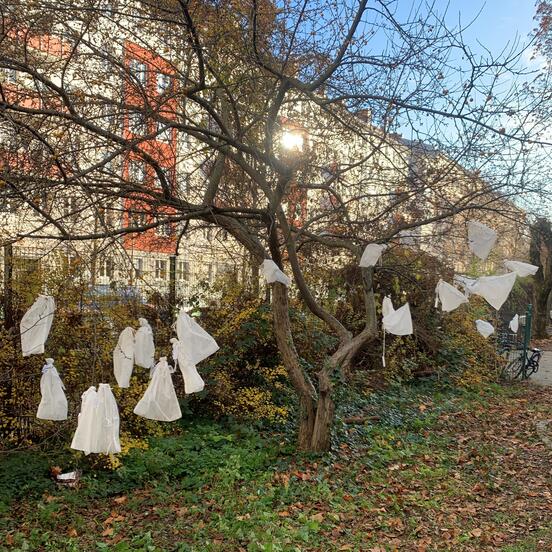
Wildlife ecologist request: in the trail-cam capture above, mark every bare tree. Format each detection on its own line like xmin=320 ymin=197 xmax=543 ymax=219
xmin=0 ymin=0 xmax=549 ymax=450
xmin=530 ymin=218 xmax=552 ymax=338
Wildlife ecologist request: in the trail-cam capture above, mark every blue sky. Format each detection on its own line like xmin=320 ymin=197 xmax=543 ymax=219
xmin=409 ymin=0 xmax=537 ymax=63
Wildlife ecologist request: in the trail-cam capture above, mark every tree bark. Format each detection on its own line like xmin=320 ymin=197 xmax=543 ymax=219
xmin=530 ymin=219 xmax=552 ymax=339
xmin=271 ymin=282 xmax=318 ymax=450
xmin=310 ymin=368 xmax=334 ymax=452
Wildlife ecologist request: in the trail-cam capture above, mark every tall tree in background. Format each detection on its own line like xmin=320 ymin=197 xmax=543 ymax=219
xmin=530 ymin=218 xmax=552 ymax=338
xmin=0 ymin=0 xmax=549 ymax=450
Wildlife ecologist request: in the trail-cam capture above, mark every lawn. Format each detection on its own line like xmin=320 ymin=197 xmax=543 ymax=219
xmin=2 ymin=381 xmax=552 ymax=551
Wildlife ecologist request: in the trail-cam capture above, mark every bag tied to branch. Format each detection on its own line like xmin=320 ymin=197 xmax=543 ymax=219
xmin=134 ymin=318 xmax=155 ymax=369
xmin=171 ymin=337 xmax=205 ymax=394
xmin=113 ymin=327 xmax=136 ymax=388
xmin=467 ymin=221 xmax=497 ymax=261
xmin=20 ymin=295 xmax=56 ymax=357
xmin=36 ymin=358 xmax=67 ymax=421
xmin=134 ymin=357 xmax=182 ymax=421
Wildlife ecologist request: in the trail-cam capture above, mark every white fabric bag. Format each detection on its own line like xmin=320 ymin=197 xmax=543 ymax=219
xmin=509 ymin=314 xmax=519 ymax=333
xmin=470 ymin=272 xmax=516 ymax=311
xmin=20 ymin=295 xmax=55 ymax=357
xmin=175 ymin=308 xmax=219 ymax=365
xmin=171 ymin=338 xmax=205 ymax=394
xmin=504 ymin=260 xmax=539 ymax=277
xmin=71 ymin=386 xmax=99 ymax=455
xmin=134 ymin=318 xmax=155 ymax=369
xmin=382 ymin=296 xmax=413 ymax=336
xmin=434 ymin=279 xmax=468 ymax=312
xmin=261 ymin=259 xmax=291 ymax=287
xmin=113 ymin=327 xmax=135 ymax=388
xmin=134 ymin=357 xmax=182 ymax=421
xmin=36 ymin=358 xmax=68 ymax=421
xmin=359 ymin=244 xmax=387 ymax=267
xmin=475 ymin=319 xmax=494 ymax=338
xmin=467 ymin=221 xmax=497 ymax=260
xmin=95 ymin=384 xmax=121 ymax=454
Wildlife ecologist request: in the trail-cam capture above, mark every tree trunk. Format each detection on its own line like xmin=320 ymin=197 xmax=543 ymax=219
xmin=534 ymin=288 xmax=551 ymax=339
xmin=271 ymin=282 xmax=324 ymax=450
xmin=310 ymin=369 xmax=334 ymax=452
xmin=530 ymin=219 xmax=552 ymax=339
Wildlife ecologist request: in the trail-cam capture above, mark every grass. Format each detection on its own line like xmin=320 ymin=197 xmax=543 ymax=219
xmin=2 ymin=380 xmax=552 ymax=551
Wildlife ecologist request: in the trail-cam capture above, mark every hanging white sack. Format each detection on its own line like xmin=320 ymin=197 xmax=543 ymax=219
xmin=504 ymin=260 xmax=539 ymax=278
xmin=175 ymin=308 xmax=219 ymax=365
xmin=467 ymin=221 xmax=497 ymax=261
xmin=134 ymin=357 xmax=182 ymax=421
xmin=94 ymin=384 xmax=121 ymax=454
xmin=20 ymin=295 xmax=55 ymax=357
xmin=382 ymin=296 xmax=413 ymax=336
xmin=509 ymin=314 xmax=519 ymax=333
xmin=475 ymin=319 xmax=494 ymax=338
xmin=359 ymin=244 xmax=387 ymax=267
xmin=71 ymin=386 xmax=99 ymax=455
xmin=470 ymin=272 xmax=517 ymax=311
xmin=134 ymin=318 xmax=155 ymax=369
xmin=36 ymin=358 xmax=68 ymax=421
xmin=261 ymin=259 xmax=291 ymax=287
xmin=434 ymin=279 xmax=468 ymax=312
xmin=171 ymin=338 xmax=205 ymax=394
xmin=113 ymin=327 xmax=135 ymax=388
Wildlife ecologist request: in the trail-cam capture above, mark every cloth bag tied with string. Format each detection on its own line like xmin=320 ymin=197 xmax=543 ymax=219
xmin=359 ymin=244 xmax=387 ymax=267
xmin=381 ymin=296 xmax=413 ymax=367
xmin=175 ymin=308 xmax=219 ymax=366
xmin=113 ymin=327 xmax=136 ymax=388
xmin=134 ymin=357 xmax=182 ymax=421
xmin=71 ymin=384 xmax=120 ymax=455
xmin=20 ymin=295 xmax=55 ymax=357
xmin=71 ymin=386 xmax=98 ymax=455
xmin=434 ymin=279 xmax=468 ymax=312
xmin=475 ymin=319 xmax=494 ymax=338
xmin=36 ymin=358 xmax=68 ymax=421
xmin=503 ymin=260 xmax=539 ymax=277
xmin=261 ymin=259 xmax=291 ymax=286
xmin=171 ymin=338 xmax=205 ymax=394
xmin=470 ymin=272 xmax=517 ymax=311
xmin=467 ymin=221 xmax=497 ymax=261
xmin=134 ymin=318 xmax=155 ymax=369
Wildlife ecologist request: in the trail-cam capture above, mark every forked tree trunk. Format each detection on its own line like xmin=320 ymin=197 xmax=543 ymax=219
xmin=271 ymin=282 xmax=335 ymax=450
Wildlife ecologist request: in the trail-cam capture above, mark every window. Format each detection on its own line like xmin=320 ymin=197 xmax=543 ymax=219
xmin=158 ymin=220 xmax=172 ymax=237
xmin=156 ymin=73 xmax=171 ymax=94
xmin=2 ymin=68 xmax=17 ymax=84
xmin=134 ymin=257 xmax=143 ymax=278
xmin=129 ymin=209 xmax=147 ymax=227
xmin=99 ymin=258 xmax=114 ymax=279
xmin=62 ymin=197 xmax=79 ymax=221
xmin=177 ymin=260 xmax=190 ymax=281
xmin=128 ymin=160 xmax=146 ymax=183
xmin=156 ymin=120 xmax=172 ymax=143
xmin=128 ymin=112 xmax=146 ymax=135
xmin=98 ymin=0 xmax=117 ymax=14
xmin=217 ymin=262 xmax=233 ymax=275
xmin=155 ymin=259 xmax=167 ymax=279
xmin=129 ymin=59 xmax=147 ymax=85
